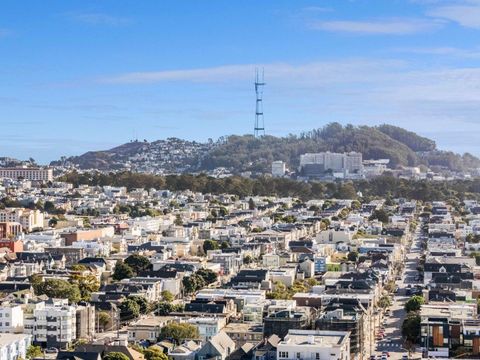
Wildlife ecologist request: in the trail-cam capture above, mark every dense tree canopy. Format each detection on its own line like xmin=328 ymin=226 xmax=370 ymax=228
xmin=402 ymin=313 xmax=421 ymax=343
xmin=124 ymin=254 xmax=152 ymax=274
xmin=34 ymin=278 xmax=81 ymax=304
xmin=112 ymin=261 xmax=135 ymax=281
xmin=59 ymin=171 xmax=480 ymax=203
xmin=120 ymin=298 xmax=140 ymax=321
xmin=405 ymin=295 xmax=425 ymax=313
xmin=159 ymin=323 xmax=200 ymax=344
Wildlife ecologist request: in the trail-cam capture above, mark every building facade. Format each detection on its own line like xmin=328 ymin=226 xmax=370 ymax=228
xmin=24 ymin=299 xmax=77 ymax=348
xmin=277 ymin=329 xmax=350 ymax=360
xmin=0 ymin=168 xmax=53 ymax=182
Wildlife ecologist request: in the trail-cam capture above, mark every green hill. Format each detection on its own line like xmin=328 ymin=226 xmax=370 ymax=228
xmin=200 ymin=123 xmax=479 ymax=172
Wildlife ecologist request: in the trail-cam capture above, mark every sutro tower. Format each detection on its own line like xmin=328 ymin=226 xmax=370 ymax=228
xmin=254 ymin=68 xmax=265 ymax=137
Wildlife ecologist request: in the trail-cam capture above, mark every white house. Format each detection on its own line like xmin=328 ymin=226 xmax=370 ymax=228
xmin=277 ymin=330 xmax=350 ymax=360
xmin=0 ymin=305 xmax=23 ymax=333
xmin=0 ymin=333 xmax=32 ymax=360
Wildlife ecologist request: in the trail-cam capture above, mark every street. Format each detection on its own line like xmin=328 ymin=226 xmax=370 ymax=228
xmin=373 ymin=227 xmax=423 ymax=360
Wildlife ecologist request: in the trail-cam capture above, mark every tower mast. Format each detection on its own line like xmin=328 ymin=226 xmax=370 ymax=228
xmin=254 ymin=68 xmax=265 ymax=137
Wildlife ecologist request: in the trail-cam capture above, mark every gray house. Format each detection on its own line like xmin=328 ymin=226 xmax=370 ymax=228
xmin=196 ymin=331 xmax=235 ymax=360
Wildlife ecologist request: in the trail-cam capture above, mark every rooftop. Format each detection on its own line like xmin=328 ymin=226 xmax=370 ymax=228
xmin=280 ymin=330 xmax=349 ymax=347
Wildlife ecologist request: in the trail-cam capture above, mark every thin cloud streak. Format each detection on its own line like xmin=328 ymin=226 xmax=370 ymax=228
xmin=308 ymin=18 xmax=442 ymax=34
xmin=391 ymin=46 xmax=480 ymax=58
xmin=68 ymin=12 xmax=132 ymax=26
xmin=99 ymin=60 xmax=407 ymax=85
xmin=427 ymin=1 xmax=480 ymax=28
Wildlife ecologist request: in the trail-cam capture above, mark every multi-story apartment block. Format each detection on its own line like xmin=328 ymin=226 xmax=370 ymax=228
xmin=277 ymin=329 xmax=351 ymax=360
xmin=24 ymin=299 xmax=76 ymax=348
xmin=0 ymin=305 xmax=23 ymax=334
xmin=0 ymin=333 xmax=32 ymax=360
xmin=0 ymin=167 xmax=53 ymax=182
xmin=0 ymin=209 xmax=44 ymax=232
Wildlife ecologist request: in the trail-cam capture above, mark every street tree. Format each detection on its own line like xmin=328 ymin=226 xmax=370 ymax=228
xmin=405 ymin=295 xmax=424 ymax=313
xmin=402 ymin=313 xmax=421 ymax=343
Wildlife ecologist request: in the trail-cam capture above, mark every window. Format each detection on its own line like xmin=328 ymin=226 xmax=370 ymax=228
xmin=5 ymin=314 xmax=9 ymax=318
xmin=5 ymin=322 xmax=9 ymax=326
xmin=296 ymin=353 xmax=301 ymax=359
xmin=316 ymin=353 xmax=320 ymax=360
xmin=279 ymin=352 xmax=289 ymax=358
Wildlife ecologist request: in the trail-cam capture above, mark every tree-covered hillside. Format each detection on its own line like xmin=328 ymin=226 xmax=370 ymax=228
xmin=200 ymin=123 xmax=480 ymax=172
xmin=51 ymin=123 xmax=480 ymax=173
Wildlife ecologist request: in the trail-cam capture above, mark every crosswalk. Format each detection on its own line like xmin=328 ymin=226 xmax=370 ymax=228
xmin=377 ymin=342 xmax=402 ymax=348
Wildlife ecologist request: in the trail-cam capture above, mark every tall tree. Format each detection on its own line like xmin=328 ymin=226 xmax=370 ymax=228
xmin=124 ymin=254 xmax=152 ymax=274
xmin=112 ymin=261 xmax=135 ymax=281
xmin=120 ymin=298 xmax=140 ymax=321
xmin=159 ymin=323 xmax=200 ymax=344
xmin=402 ymin=313 xmax=421 ymax=343
xmin=405 ymin=295 xmax=424 ymax=313
xmin=35 ymin=279 xmax=81 ymax=304
xmin=70 ymin=273 xmax=100 ymax=301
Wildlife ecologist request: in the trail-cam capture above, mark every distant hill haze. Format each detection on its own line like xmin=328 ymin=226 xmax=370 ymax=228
xmin=51 ymin=123 xmax=480 ymax=173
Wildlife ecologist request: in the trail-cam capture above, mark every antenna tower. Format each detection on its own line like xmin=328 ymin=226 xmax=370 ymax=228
xmin=254 ymin=68 xmax=265 ymax=137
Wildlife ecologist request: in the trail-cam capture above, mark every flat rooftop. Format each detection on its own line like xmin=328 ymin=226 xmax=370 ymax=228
xmin=281 ymin=330 xmax=348 ymax=347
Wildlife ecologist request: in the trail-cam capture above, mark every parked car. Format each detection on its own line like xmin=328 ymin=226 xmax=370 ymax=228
xmin=46 ymin=348 xmax=58 ymax=354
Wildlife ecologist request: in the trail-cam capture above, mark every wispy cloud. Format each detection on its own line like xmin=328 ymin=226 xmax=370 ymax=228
xmin=392 ymin=46 xmax=480 ymax=58
xmin=98 ymin=60 xmax=407 ymax=85
xmin=69 ymin=12 xmax=131 ymax=26
xmin=308 ymin=18 xmax=442 ymax=35
xmin=427 ymin=1 xmax=480 ymax=28
xmin=300 ymin=6 xmax=332 ymax=13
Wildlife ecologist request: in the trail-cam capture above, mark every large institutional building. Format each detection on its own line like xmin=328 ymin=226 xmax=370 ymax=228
xmin=0 ymin=167 xmax=53 ymax=182
xmin=299 ymin=151 xmax=363 ymax=178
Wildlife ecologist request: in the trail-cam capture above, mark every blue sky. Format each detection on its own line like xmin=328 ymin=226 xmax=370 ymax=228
xmin=2 ymin=0 xmax=480 ymax=163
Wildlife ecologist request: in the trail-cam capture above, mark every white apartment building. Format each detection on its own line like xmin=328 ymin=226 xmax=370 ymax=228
xmin=277 ymin=330 xmax=351 ymax=360
xmin=24 ymin=299 xmax=76 ymax=348
xmin=0 ymin=209 xmax=44 ymax=232
xmin=0 ymin=333 xmax=32 ymax=360
xmin=300 ymin=152 xmax=363 ymax=177
xmin=0 ymin=305 xmax=23 ymax=334
xmin=186 ymin=317 xmax=226 ymax=341
xmin=272 ymin=161 xmax=286 ymax=177
xmin=0 ymin=168 xmax=53 ymax=182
